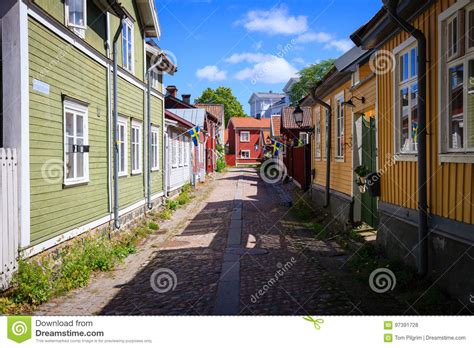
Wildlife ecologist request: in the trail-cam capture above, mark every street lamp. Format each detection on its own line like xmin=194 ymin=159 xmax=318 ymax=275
xmin=293 ymin=104 xmax=304 ymax=127
xmin=343 ymin=96 xmax=365 ymax=108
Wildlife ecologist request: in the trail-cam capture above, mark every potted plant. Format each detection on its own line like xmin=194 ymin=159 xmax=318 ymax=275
xmin=354 ymin=165 xmax=370 ymax=193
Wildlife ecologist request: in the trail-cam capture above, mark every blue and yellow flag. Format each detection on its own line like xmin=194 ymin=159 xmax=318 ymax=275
xmin=188 ymin=126 xmax=200 ymax=146
xmin=270 ymin=139 xmax=283 ymax=156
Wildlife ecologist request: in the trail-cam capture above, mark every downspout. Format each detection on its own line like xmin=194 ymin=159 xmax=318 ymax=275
xmin=106 ymin=13 xmax=112 ymax=215
xmin=383 ymin=0 xmax=428 ymax=276
xmin=310 ymin=89 xmax=332 ymax=208
xmin=112 ymin=17 xmax=125 ymax=229
xmin=146 ymin=56 xmax=163 ymax=209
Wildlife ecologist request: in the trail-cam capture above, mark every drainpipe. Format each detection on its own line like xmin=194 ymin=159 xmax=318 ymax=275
xmin=146 ymin=56 xmax=163 ymax=209
xmin=383 ymin=0 xmax=428 ymax=276
xmin=112 ymin=17 xmax=125 ymax=229
xmin=310 ymin=89 xmax=332 ymax=208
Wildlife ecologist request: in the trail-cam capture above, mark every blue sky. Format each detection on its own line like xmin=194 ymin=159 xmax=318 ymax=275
xmin=155 ymin=0 xmax=382 ymax=114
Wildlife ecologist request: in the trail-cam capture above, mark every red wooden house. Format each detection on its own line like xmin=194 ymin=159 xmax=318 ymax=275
xmin=226 ymin=117 xmax=271 ymax=166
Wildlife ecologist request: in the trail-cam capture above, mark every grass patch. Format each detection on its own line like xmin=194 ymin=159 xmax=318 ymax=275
xmin=158 ymin=208 xmax=173 ymax=220
xmin=148 ymin=221 xmax=159 ymax=231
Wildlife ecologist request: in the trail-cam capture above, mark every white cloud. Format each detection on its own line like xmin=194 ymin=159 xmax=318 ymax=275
xmin=236 ymin=5 xmax=307 ymax=35
xmin=325 ymin=39 xmax=354 ymax=53
xmin=225 ymin=52 xmax=271 ymax=64
xmin=295 ymin=31 xmax=353 ymax=53
xmin=295 ymin=31 xmax=332 ymax=44
xmin=195 ymin=65 xmax=227 ymax=81
xmin=233 ymin=54 xmax=298 ymax=84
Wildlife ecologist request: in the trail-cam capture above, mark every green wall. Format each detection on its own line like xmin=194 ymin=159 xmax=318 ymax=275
xmin=29 ymin=18 xmax=109 ymax=245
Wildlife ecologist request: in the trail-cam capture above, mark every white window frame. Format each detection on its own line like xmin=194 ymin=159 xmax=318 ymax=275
xmin=438 ymin=2 xmax=474 ymax=161
xmin=122 ymin=18 xmax=134 ymax=73
xmin=446 ymin=12 xmax=462 ymax=61
xmin=64 ymin=100 xmax=89 ymax=186
xmin=394 ymin=39 xmax=419 ymax=156
xmin=240 ymin=150 xmax=250 ymax=159
xmin=150 ymin=69 xmax=160 ymax=89
xmin=184 ymin=136 xmax=190 ymax=166
xmin=315 ymin=107 xmax=321 ymax=159
xmin=240 ymin=131 xmax=250 ymax=142
xmin=131 ymin=120 xmax=142 ymax=174
xmin=117 ymin=117 xmax=128 ymax=177
xmin=335 ymin=92 xmax=345 ymax=160
xmin=151 ymin=126 xmax=160 ymax=171
xmin=65 ymin=0 xmax=87 ymax=39
xmin=179 ymin=134 xmax=185 ymax=167
xmin=171 ymin=131 xmax=178 ymax=168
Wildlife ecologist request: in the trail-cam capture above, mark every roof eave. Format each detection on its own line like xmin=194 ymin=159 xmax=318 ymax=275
xmin=136 ymin=0 xmax=161 ymax=38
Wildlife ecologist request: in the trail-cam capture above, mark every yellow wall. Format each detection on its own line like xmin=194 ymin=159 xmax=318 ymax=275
xmin=376 ymin=0 xmax=474 ymax=223
xmin=312 ymin=80 xmax=353 ymax=196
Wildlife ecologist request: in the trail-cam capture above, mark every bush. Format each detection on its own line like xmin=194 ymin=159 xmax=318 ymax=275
xmin=216 ymin=156 xmax=226 ymax=172
xmin=148 ymin=221 xmax=159 ymax=231
xmin=11 ymin=260 xmax=52 ymax=305
xmin=177 ymin=191 xmax=190 ymax=205
xmin=166 ymin=199 xmax=179 ymax=211
xmin=158 ymin=208 xmax=172 ymax=220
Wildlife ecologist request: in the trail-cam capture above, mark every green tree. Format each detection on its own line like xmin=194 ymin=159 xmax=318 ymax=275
xmin=289 ymin=59 xmax=335 ymax=104
xmin=195 ymin=87 xmax=247 ymax=126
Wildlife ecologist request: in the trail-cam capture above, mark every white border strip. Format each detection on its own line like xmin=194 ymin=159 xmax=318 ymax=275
xmin=22 ymin=192 xmax=164 ymax=258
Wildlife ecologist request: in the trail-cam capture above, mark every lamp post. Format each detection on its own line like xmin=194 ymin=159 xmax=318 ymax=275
xmin=292 ymin=105 xmax=314 ymax=191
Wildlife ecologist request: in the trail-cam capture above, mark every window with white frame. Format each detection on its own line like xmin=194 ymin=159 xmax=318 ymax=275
xmin=64 ymin=100 xmax=89 ymax=185
xmin=315 ymin=108 xmax=321 ymax=159
xmin=151 ymin=69 xmax=160 ymax=89
xmin=151 ymin=126 xmax=159 ymax=171
xmin=184 ymin=137 xmax=190 ymax=166
xmin=323 ymin=103 xmax=330 ymax=159
xmin=122 ymin=19 xmax=134 ymax=72
xmin=131 ymin=120 xmax=142 ymax=174
xmin=180 ymin=134 xmax=185 ymax=166
xmin=241 ymin=150 xmax=250 ymax=159
xmin=335 ymin=94 xmax=345 ymax=159
xmin=395 ymin=42 xmax=418 ymax=154
xmin=171 ymin=131 xmax=178 ymax=167
xmin=65 ymin=0 xmax=87 ymax=38
xmin=440 ymin=4 xmax=474 ymax=154
xmin=117 ymin=117 xmax=128 ymax=176
xmin=240 ymin=131 xmax=250 ymax=142
xmin=299 ymin=132 xmax=309 ymax=145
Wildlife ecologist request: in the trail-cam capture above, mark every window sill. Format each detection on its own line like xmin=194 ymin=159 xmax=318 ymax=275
xmin=394 ymin=154 xmax=417 ymax=162
xmin=151 ymin=168 xmax=160 ymax=172
xmin=131 ymin=171 xmax=142 ymax=176
xmin=118 ymin=173 xmax=128 ymax=178
xmin=63 ymin=180 xmax=89 ymax=188
xmin=335 ymin=157 xmax=345 ymax=162
xmin=439 ymin=153 xmax=474 ymax=164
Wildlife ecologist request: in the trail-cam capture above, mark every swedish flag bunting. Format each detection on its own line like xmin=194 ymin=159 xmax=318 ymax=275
xmin=270 ymin=139 xmax=283 ymax=156
xmin=188 ymin=126 xmax=201 ymax=146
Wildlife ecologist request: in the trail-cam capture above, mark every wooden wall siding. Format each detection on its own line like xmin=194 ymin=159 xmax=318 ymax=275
xmin=33 ymin=0 xmax=107 ymax=56
xmin=29 ymin=18 xmax=109 ymax=245
xmin=377 ymin=0 xmax=474 ymax=224
xmin=117 ymin=77 xmax=146 ymax=208
xmin=109 ymin=0 xmax=145 ymax=81
xmin=352 ymin=74 xmax=376 ymax=116
xmin=358 ymin=61 xmax=373 ymax=82
xmin=150 ymin=95 xmax=164 ymax=194
xmin=312 ymin=80 xmax=353 ymax=196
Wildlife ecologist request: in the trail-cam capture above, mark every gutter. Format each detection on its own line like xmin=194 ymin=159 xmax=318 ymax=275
xmin=310 ymin=89 xmax=332 ymax=208
xmin=383 ymin=0 xmax=428 ymax=276
xmin=146 ymin=56 xmax=164 ymax=209
xmin=112 ymin=17 xmax=126 ymax=229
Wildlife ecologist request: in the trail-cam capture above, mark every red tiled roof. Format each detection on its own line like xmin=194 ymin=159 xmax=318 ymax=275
xmin=271 ymin=115 xmax=281 ymax=137
xmin=282 ymin=107 xmax=312 ymax=130
xmin=228 ymin=117 xmax=271 ymax=129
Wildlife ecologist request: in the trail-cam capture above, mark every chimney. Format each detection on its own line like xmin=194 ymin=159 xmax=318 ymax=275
xmin=182 ymin=94 xmax=191 ymax=104
xmin=166 ymin=85 xmax=178 ymax=97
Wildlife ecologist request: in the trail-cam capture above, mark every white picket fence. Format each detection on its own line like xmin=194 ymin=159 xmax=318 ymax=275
xmin=0 ymin=148 xmax=19 ymax=290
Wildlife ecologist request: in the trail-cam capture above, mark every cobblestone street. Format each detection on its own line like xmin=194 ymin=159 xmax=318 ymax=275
xmin=35 ymin=168 xmax=402 ymax=316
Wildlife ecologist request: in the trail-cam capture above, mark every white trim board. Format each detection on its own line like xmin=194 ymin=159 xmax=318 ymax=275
xmin=22 ymin=192 xmax=164 ymax=258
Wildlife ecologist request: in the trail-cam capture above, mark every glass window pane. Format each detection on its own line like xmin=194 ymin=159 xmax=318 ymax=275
xmin=66 ymin=136 xmax=74 ymax=179
xmin=76 ymin=115 xmax=83 ymax=137
xmin=468 ymin=60 xmax=474 ymax=148
xmin=400 ymin=87 xmax=410 ymax=152
xmin=410 ymin=83 xmax=418 ymax=152
xmin=453 ymin=17 xmax=458 ymax=55
xmin=449 ymin=64 xmax=464 ymax=149
xmin=411 ymin=48 xmax=417 ymax=77
xmin=76 ymin=153 xmax=84 ymax=178
xmin=66 ymin=113 xmax=74 ymax=136
xmin=69 ymin=0 xmax=84 ymax=26
xmin=469 ymin=10 xmax=474 ymax=49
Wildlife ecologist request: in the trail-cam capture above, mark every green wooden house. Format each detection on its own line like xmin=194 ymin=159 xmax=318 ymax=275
xmin=0 ymin=0 xmax=176 ymax=259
